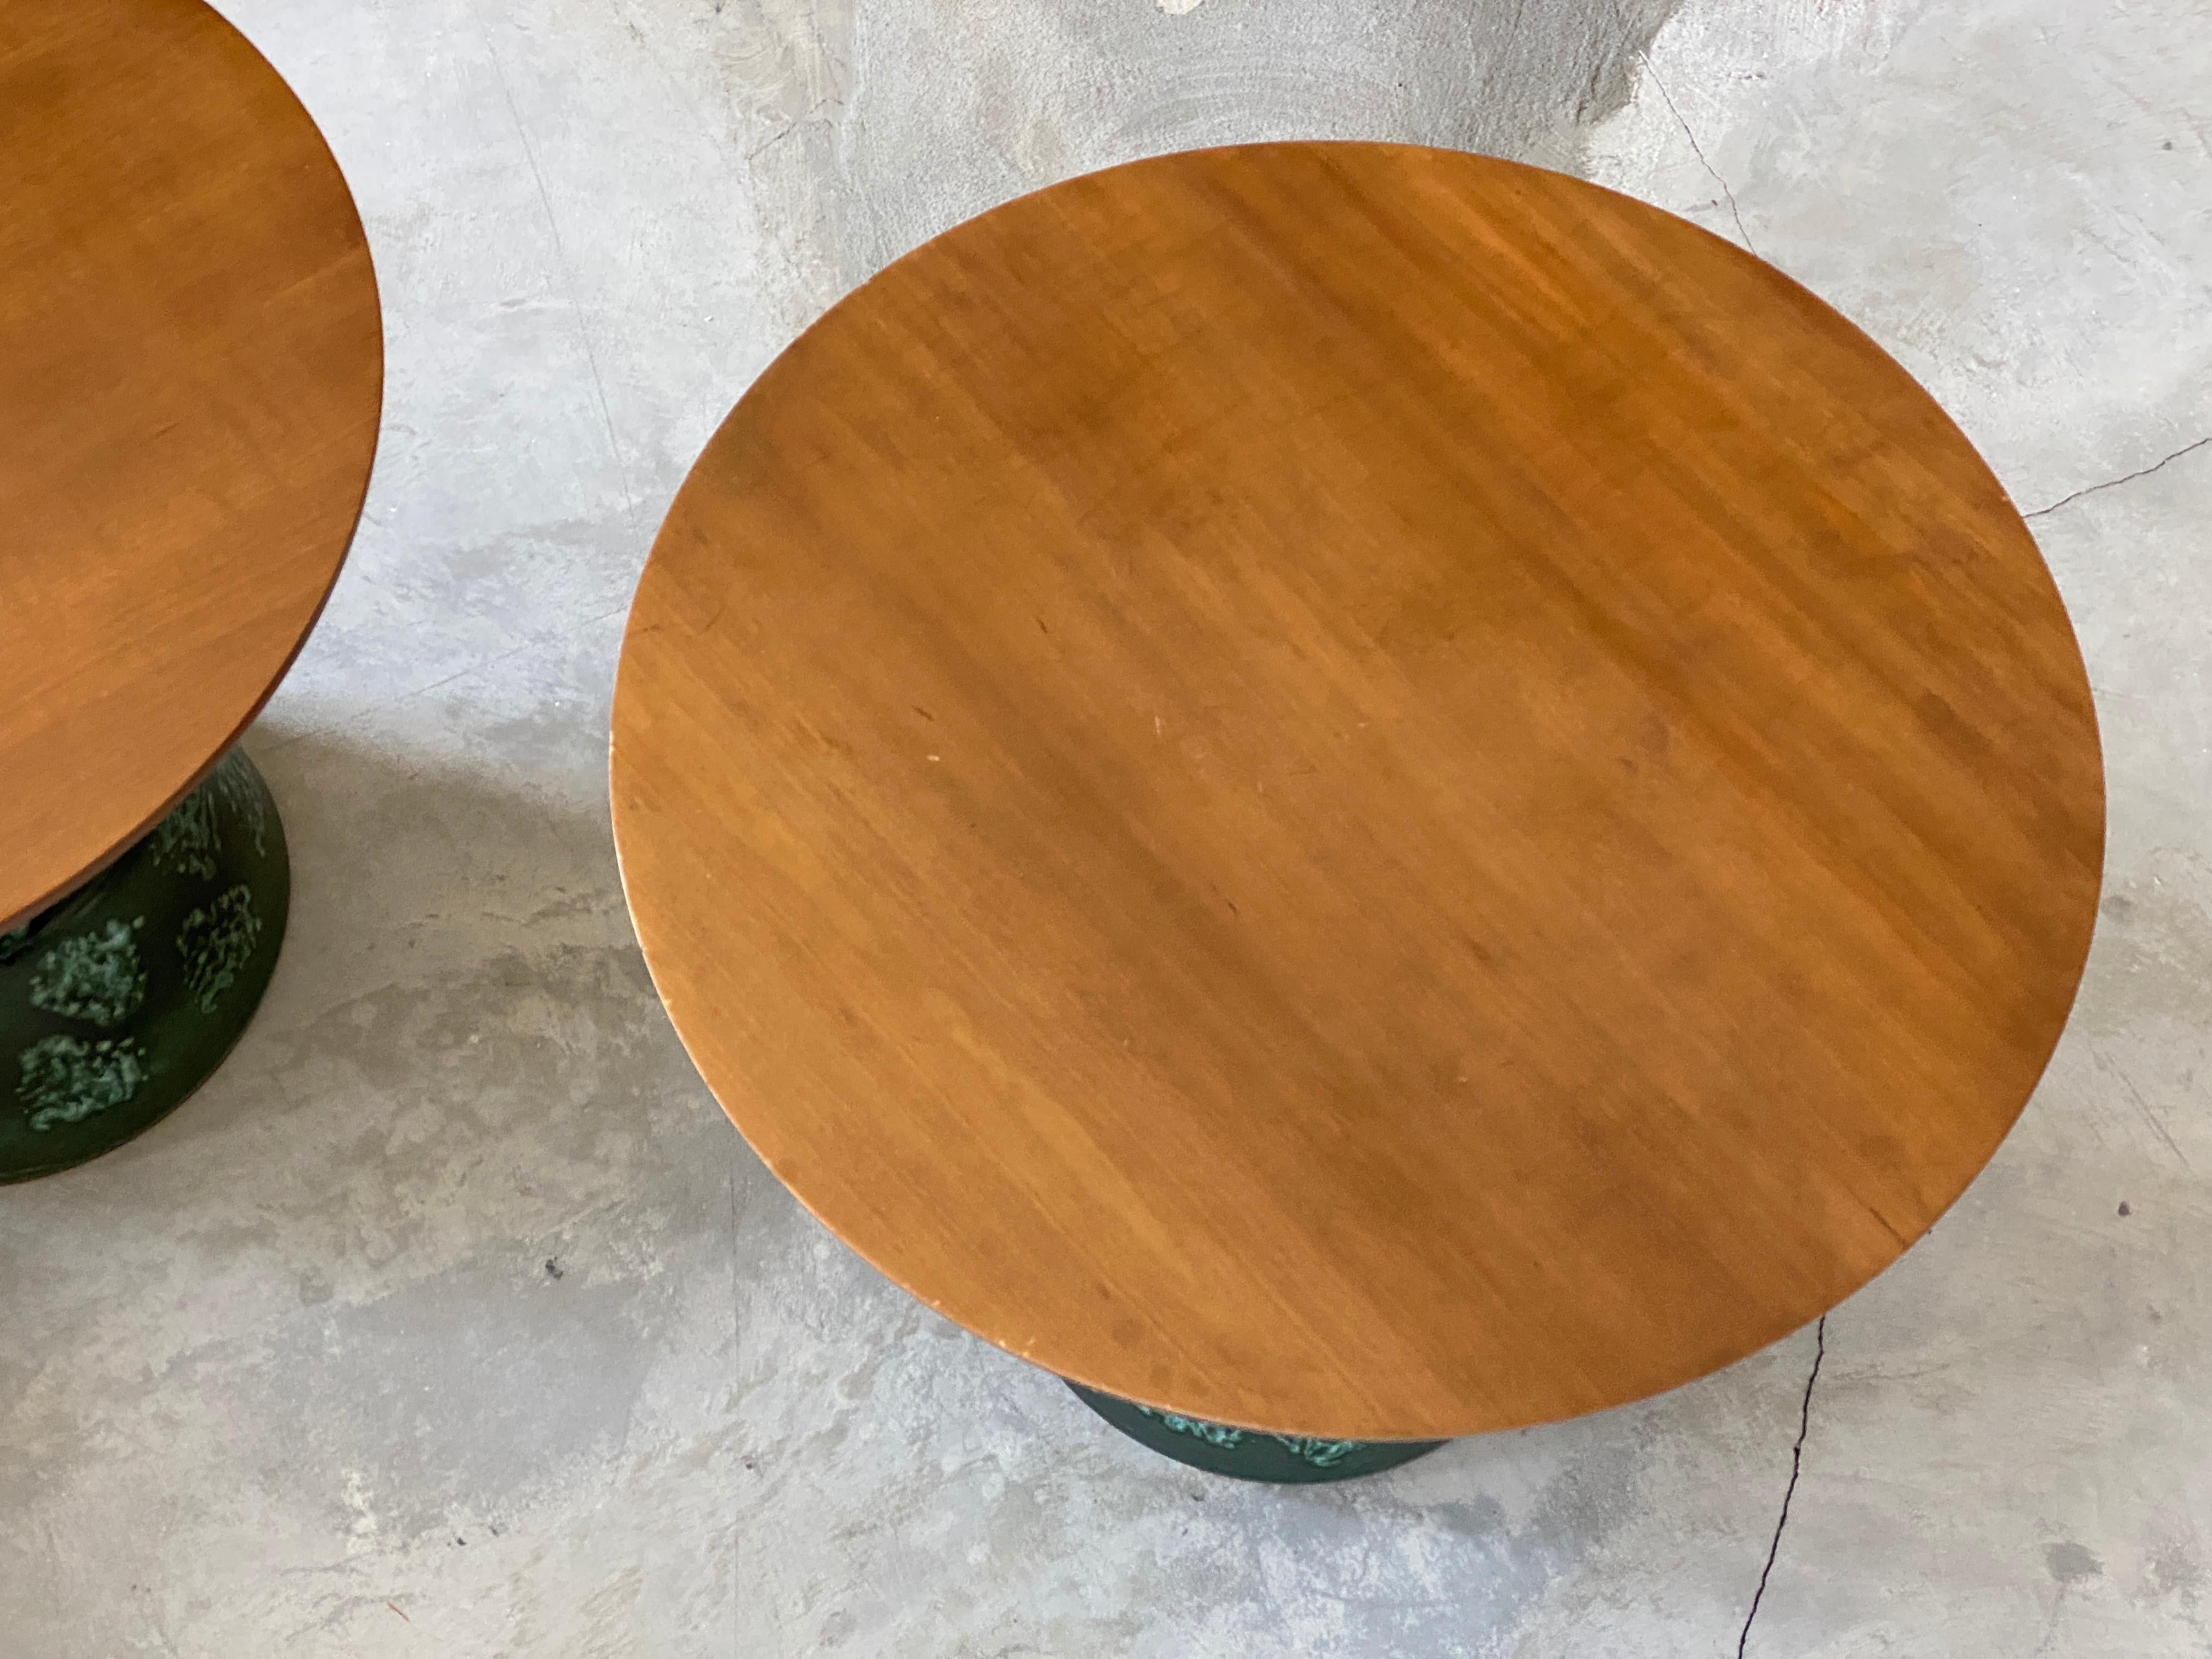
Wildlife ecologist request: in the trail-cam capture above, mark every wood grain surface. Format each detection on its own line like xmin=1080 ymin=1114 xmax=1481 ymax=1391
xmin=1 ymin=0 xmax=382 ymax=931
xmin=611 ymin=143 xmax=2103 ymax=1439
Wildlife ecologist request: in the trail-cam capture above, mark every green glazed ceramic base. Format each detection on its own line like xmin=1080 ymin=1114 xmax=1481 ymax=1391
xmin=1 ymin=749 xmax=289 ymax=1182
xmin=1068 ymin=1383 xmax=1446 ymax=1483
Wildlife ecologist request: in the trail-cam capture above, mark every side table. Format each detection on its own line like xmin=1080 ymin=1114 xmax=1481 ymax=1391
xmin=610 ymin=143 xmax=2102 ymax=1478
xmin=1 ymin=0 xmax=382 ymax=1180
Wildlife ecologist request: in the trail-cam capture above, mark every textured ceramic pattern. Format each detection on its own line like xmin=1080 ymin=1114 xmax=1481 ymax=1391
xmin=1066 ymin=1383 xmax=1446 ymax=1483
xmin=1 ymin=749 xmax=289 ymax=1181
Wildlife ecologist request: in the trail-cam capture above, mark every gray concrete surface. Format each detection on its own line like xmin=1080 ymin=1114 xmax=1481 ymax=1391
xmin=2 ymin=0 xmax=2207 ymax=1652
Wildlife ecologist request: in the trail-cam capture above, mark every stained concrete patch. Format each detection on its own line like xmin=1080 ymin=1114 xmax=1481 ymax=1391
xmin=709 ymin=0 xmax=1689 ymax=306
xmin=2046 ymin=1541 xmax=2104 ymax=1586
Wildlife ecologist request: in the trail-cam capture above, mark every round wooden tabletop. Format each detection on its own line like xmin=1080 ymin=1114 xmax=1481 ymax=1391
xmin=1 ymin=0 xmax=382 ymax=933
xmin=612 ymin=143 xmax=2103 ymax=1440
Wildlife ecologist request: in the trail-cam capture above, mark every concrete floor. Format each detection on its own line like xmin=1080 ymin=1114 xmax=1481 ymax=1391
xmin=4 ymin=0 xmax=2208 ymax=1651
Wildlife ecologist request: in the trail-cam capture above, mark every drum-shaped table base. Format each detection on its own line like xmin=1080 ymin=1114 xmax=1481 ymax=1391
xmin=1068 ymin=1383 xmax=1445 ymax=1483
xmin=1 ymin=750 xmax=288 ymax=1182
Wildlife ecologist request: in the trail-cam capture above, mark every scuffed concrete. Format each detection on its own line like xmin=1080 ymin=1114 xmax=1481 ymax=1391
xmin=2 ymin=0 xmax=2207 ymax=1653
xmin=712 ymin=0 xmax=1683 ymax=303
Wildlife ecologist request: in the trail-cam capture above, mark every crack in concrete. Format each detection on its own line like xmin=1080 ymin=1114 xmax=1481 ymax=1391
xmin=1640 ymin=53 xmax=1758 ymax=256
xmin=2024 ymin=434 xmax=2212 ymax=518
xmin=1737 ymin=1316 xmax=1825 ymax=1657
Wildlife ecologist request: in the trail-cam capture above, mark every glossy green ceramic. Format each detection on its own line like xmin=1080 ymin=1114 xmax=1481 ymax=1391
xmin=1068 ymin=1383 xmax=1446 ymax=1483
xmin=1 ymin=749 xmax=287 ymax=1181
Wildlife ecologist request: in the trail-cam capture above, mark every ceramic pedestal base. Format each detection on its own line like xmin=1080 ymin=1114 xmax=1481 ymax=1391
xmin=1068 ymin=1383 xmax=1446 ymax=1483
xmin=1 ymin=749 xmax=289 ymax=1182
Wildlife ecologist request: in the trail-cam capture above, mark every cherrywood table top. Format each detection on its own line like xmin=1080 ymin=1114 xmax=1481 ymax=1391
xmin=1 ymin=0 xmax=382 ymax=931
xmin=612 ymin=143 xmax=2103 ymax=1439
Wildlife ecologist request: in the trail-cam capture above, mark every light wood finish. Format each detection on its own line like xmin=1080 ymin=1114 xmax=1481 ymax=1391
xmin=1 ymin=0 xmax=382 ymax=932
xmin=612 ymin=143 xmax=2103 ymax=1439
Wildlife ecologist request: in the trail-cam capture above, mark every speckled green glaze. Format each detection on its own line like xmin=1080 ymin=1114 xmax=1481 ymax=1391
xmin=1066 ymin=1383 xmax=1446 ymax=1483
xmin=1 ymin=749 xmax=289 ymax=1181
